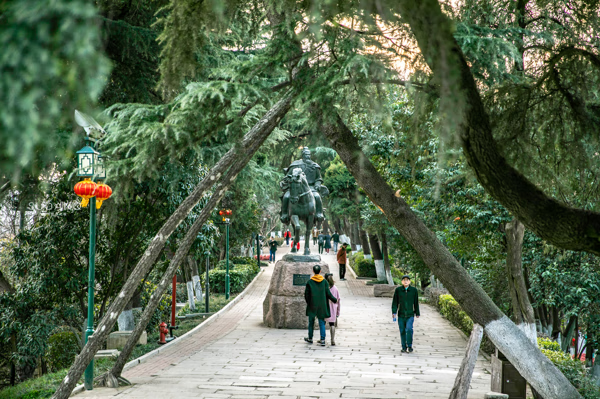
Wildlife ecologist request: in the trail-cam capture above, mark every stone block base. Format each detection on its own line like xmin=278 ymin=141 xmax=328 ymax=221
xmin=106 ymin=330 xmax=147 ymax=350
xmin=373 ymin=284 xmax=397 ymax=297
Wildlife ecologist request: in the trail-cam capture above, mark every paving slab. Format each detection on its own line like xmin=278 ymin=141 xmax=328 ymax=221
xmin=74 ymin=245 xmax=490 ymax=398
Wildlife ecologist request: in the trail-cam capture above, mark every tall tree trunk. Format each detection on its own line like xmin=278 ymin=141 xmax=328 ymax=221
xmin=552 ymin=307 xmax=561 ymax=340
xmin=505 ymin=219 xmax=537 ymax=344
xmin=368 ymin=233 xmax=385 ymax=281
xmin=190 ymin=256 xmax=202 ymax=303
xmin=320 ymin=109 xmax=581 ymax=399
xmin=358 ymin=219 xmax=371 ymax=258
xmin=52 ymin=92 xmax=295 ymax=399
xmin=184 ymin=256 xmax=196 ymax=311
xmin=380 ymin=231 xmax=394 ymax=285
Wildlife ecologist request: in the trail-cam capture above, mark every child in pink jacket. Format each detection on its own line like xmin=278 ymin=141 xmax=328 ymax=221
xmin=325 ymin=274 xmax=341 ymax=345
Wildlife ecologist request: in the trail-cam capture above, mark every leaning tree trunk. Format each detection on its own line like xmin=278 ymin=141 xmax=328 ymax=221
xmin=320 ymin=109 xmax=581 ymax=399
xmin=100 ymin=93 xmax=294 ymax=387
xmin=505 ymin=219 xmax=537 ymax=344
xmin=380 ymin=231 xmax=394 ymax=285
xmin=51 ymin=92 xmax=295 ymax=399
xmin=368 ymin=233 xmax=385 ymax=281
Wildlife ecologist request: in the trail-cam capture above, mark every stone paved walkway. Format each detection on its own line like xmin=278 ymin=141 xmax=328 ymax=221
xmin=75 ymin=244 xmax=491 ymax=398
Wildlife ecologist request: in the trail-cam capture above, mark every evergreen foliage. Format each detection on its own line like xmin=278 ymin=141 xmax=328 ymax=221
xmin=0 ymin=0 xmax=111 ymax=180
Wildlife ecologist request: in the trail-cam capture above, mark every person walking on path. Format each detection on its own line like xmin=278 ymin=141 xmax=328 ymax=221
xmin=284 ymin=229 xmax=291 ymax=245
xmin=332 ymin=231 xmax=340 ymax=252
xmin=312 ymin=226 xmax=319 ymax=245
xmin=324 ymin=273 xmax=341 ymax=345
xmin=392 ymin=275 xmax=420 ymax=353
xmin=318 ymin=232 xmax=325 ymax=254
xmin=304 ymin=265 xmax=338 ymax=346
xmin=336 ymin=243 xmax=348 ymax=280
xmin=324 ymin=233 xmax=332 ymax=254
xmin=268 ymin=237 xmax=278 ymax=262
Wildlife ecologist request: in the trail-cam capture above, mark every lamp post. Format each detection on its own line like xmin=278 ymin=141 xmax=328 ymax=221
xmin=73 ymin=111 xmax=112 ymax=391
xmin=218 ymin=210 xmax=232 ymax=299
xmin=73 ymin=141 xmax=111 ymax=391
xmin=205 ymin=251 xmax=210 ymax=313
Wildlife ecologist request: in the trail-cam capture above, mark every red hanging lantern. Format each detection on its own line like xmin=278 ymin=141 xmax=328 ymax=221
xmin=74 ymin=178 xmax=97 ymax=208
xmin=94 ymin=182 xmax=113 ymax=209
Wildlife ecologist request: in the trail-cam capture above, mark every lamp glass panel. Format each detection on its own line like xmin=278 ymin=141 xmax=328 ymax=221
xmin=96 ymin=157 xmax=106 ymax=179
xmin=78 ymin=153 xmax=94 ymax=176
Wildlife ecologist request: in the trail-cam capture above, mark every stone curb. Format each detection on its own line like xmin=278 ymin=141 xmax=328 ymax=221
xmin=70 ymin=268 xmax=265 ymax=397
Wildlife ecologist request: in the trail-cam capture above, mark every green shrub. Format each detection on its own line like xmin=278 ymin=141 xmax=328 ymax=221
xmin=45 ymin=331 xmax=79 ymax=372
xmin=230 ymin=256 xmax=257 ymax=267
xmin=0 ymin=369 xmax=67 ymax=399
xmin=537 ymin=343 xmax=600 ymax=398
xmin=540 ymin=349 xmax=586 ymax=386
xmin=203 ymin=265 xmax=258 ymax=294
xmin=439 ymin=294 xmax=473 ymax=336
xmin=139 ymin=281 xmax=171 ymax=334
xmin=165 ymin=282 xmax=188 ymax=303
xmin=538 ymin=337 xmax=561 ymax=352
xmin=349 ymin=251 xmax=376 ymax=277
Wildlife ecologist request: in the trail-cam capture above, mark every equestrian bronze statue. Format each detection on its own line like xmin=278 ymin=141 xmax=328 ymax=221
xmin=279 ymin=147 xmax=329 ymax=254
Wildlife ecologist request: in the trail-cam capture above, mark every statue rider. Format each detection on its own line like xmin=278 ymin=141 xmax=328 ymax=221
xmin=280 ymin=147 xmax=328 ymax=224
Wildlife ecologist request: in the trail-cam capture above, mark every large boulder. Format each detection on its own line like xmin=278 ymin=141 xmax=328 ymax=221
xmin=263 ymin=255 xmax=329 ymax=329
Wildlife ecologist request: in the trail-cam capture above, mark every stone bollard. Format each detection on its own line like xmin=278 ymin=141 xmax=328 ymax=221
xmin=484 ymin=392 xmax=509 ymax=399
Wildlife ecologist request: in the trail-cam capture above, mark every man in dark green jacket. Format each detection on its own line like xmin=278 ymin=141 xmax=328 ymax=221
xmin=305 ymin=265 xmax=338 ymax=346
xmin=392 ymin=274 xmax=420 ymax=353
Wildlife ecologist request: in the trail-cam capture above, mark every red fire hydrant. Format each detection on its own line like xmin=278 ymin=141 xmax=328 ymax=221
xmin=158 ymin=322 xmax=169 ymax=345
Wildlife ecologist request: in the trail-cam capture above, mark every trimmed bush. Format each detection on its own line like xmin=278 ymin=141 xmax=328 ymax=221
xmin=203 ymin=263 xmax=258 ymax=294
xmin=230 ymin=256 xmax=257 ymax=266
xmin=439 ymin=295 xmax=473 ymax=336
xmin=538 ymin=337 xmax=561 ymax=352
xmin=46 ymin=331 xmax=79 ymax=372
xmin=427 ymin=290 xmax=494 ymax=354
xmin=537 ymin=337 xmax=600 ymax=399
xmin=349 ymin=251 xmax=376 ymax=278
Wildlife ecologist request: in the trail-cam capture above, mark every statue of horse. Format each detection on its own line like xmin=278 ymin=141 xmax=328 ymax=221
xmin=285 ymin=168 xmax=317 ymax=255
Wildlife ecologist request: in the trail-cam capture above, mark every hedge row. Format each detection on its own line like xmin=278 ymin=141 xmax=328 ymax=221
xmin=424 ymin=287 xmax=494 ymax=354
xmin=203 ymin=261 xmax=260 ymax=294
xmin=348 ymin=251 xmax=376 ymax=278
xmin=538 ymin=338 xmax=600 ymax=399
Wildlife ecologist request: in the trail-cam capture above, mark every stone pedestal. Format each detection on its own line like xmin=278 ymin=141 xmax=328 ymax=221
xmin=263 ymin=254 xmax=329 ymax=329
xmin=106 ymin=330 xmax=148 ymax=350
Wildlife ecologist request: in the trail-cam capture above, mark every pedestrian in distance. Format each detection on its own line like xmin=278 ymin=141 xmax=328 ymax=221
xmin=284 ymin=229 xmax=291 ymax=245
xmin=392 ymin=275 xmax=420 ymax=353
xmin=312 ymin=226 xmax=319 ymax=245
xmin=318 ymin=232 xmax=325 ymax=254
xmin=324 ymin=232 xmax=331 ymax=254
xmin=268 ymin=237 xmax=278 ymax=262
xmin=332 ymin=231 xmax=340 ymax=252
xmin=324 ymin=273 xmax=341 ymax=345
xmin=304 ymin=265 xmax=338 ymax=346
xmin=337 ymin=243 xmax=348 ymax=280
